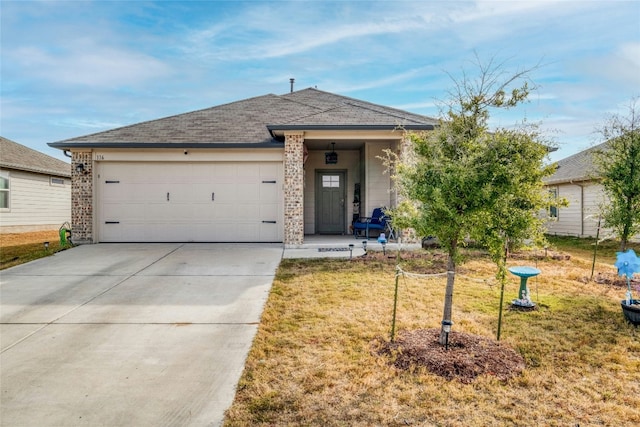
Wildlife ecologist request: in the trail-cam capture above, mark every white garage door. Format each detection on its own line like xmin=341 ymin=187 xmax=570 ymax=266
xmin=97 ymin=162 xmax=283 ymax=242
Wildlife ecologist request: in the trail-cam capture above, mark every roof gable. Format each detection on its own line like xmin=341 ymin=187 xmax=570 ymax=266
xmin=545 ymin=142 xmax=608 ymax=185
xmin=49 ymin=88 xmax=437 ymax=149
xmin=1 ymin=137 xmax=71 ymax=177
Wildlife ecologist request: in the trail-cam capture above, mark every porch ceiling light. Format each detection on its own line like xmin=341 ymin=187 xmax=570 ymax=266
xmin=325 ymin=142 xmax=338 ymax=164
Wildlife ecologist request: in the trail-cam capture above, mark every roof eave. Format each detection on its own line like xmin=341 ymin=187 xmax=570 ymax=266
xmin=543 ymin=176 xmax=598 ymax=185
xmin=267 ymin=124 xmax=435 ymax=138
xmin=47 ymin=141 xmax=285 ymax=150
xmin=0 ymin=162 xmax=71 ymax=178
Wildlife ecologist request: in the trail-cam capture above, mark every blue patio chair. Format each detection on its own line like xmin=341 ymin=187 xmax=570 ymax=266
xmin=353 ymin=207 xmax=389 ymax=239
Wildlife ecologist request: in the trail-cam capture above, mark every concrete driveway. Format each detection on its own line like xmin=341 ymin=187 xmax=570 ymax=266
xmin=0 ymin=243 xmax=282 ymax=427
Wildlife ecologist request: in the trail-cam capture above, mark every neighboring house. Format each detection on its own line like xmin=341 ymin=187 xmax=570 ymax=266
xmin=544 ymin=141 xmax=639 ymax=242
xmin=0 ymin=136 xmax=71 ymax=233
xmin=48 ymin=88 xmax=437 ymax=245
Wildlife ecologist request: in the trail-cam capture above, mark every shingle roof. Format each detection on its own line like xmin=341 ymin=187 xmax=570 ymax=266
xmin=280 ymin=89 xmax=435 ymax=126
xmin=544 ymin=142 xmax=608 ymax=185
xmin=1 ymin=136 xmax=71 ymax=177
xmin=49 ymin=88 xmax=437 ymax=149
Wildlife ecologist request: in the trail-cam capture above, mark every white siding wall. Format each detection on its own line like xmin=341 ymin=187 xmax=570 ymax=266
xmin=546 ymin=184 xmax=582 ymax=236
xmin=545 ymin=180 xmax=639 ymax=242
xmin=363 ymin=142 xmax=392 ymax=218
xmin=389 ymin=140 xmax=399 ymax=209
xmin=0 ymin=169 xmax=71 ymax=232
xmin=582 ymin=182 xmax=607 ymax=237
xmin=303 ymin=150 xmax=360 ymax=234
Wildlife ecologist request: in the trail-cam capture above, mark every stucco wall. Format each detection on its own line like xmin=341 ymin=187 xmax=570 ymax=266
xmin=0 ymin=168 xmax=71 ymax=233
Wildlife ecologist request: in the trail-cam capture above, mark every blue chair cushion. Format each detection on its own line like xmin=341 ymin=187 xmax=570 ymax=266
xmin=353 ymin=208 xmax=387 ymax=237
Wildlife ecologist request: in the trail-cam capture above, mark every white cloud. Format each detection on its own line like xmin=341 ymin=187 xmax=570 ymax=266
xmin=327 ymin=68 xmax=432 ymax=94
xmin=52 ymin=118 xmax=126 ymax=130
xmin=182 ymin=2 xmax=433 ymax=62
xmin=392 ymin=101 xmax=439 ymax=111
xmin=8 ymin=44 xmax=172 ymax=88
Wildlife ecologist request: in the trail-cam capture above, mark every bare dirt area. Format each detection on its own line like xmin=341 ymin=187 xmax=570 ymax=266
xmin=581 ymin=272 xmax=640 ymax=289
xmin=0 ymin=230 xmax=60 ymax=247
xmin=375 ymin=328 xmax=526 ymax=384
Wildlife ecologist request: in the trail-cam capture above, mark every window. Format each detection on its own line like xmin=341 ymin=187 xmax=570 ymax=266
xmin=548 ymin=188 xmax=558 ymax=220
xmin=322 ymin=175 xmax=340 ymax=188
xmin=0 ymin=173 xmax=9 ymax=210
xmin=50 ymin=177 xmax=65 ymax=186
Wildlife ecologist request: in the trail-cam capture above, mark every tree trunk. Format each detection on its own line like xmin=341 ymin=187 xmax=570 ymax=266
xmin=621 ymin=196 xmax=632 ymax=252
xmin=620 ymin=236 xmax=628 ymax=252
xmin=439 ymin=249 xmax=457 ymax=345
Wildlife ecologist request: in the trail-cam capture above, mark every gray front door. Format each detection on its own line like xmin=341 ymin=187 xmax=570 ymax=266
xmin=316 ymin=171 xmax=346 ymax=234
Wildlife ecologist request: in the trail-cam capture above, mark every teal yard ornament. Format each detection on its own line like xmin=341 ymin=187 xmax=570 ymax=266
xmin=615 ymin=249 xmax=640 ymax=325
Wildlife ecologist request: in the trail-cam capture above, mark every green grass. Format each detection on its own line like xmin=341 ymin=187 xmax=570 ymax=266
xmin=0 ymin=240 xmax=68 ymax=270
xmin=546 ymin=234 xmax=640 ymax=262
xmin=224 ymin=245 xmax=640 ymax=426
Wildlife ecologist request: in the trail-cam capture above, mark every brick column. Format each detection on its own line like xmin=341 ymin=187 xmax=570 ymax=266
xmin=71 ymin=151 xmax=93 ymax=244
xmin=397 ymin=135 xmax=419 ymax=243
xmin=284 ymin=132 xmax=304 ymax=246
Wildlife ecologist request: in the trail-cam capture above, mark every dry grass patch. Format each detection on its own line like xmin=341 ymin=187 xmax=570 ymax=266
xmin=0 ymin=230 xmax=66 ymax=270
xmin=224 ymin=246 xmax=640 ymax=426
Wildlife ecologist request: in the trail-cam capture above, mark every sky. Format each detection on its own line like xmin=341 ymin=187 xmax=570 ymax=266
xmin=1 ymin=0 xmax=639 ymax=163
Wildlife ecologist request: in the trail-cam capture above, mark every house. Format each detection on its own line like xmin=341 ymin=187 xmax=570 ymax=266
xmin=544 ymin=141 xmax=639 ymax=242
xmin=48 ymin=88 xmax=437 ymax=245
xmin=0 ymin=136 xmax=71 ymax=233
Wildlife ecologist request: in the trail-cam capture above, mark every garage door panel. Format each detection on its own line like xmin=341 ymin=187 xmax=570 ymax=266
xmin=234 ymin=205 xmax=261 ymax=220
xmin=98 ymin=161 xmax=282 ymax=242
xmin=233 ymin=223 xmax=259 ymax=241
xmin=193 ymin=204 xmax=217 ymax=221
xmin=237 ymin=184 xmax=259 ymax=201
xmin=208 ymin=221 xmax=255 ymax=242
xmin=260 ymin=184 xmax=278 ymax=201
xmin=103 ymin=203 xmax=146 ymax=221
xmin=212 ymin=183 xmax=237 ymax=201
xmin=152 ymin=204 xmax=195 ymax=221
xmin=260 ymin=223 xmax=279 ymax=241
xmin=191 ymin=184 xmax=216 ymax=203
xmin=260 ymin=203 xmax=278 ymax=219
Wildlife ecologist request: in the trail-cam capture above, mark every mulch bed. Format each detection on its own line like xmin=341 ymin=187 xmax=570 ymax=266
xmin=356 ymin=247 xmax=571 ymax=262
xmin=375 ymin=329 xmax=525 ymax=383
xmin=509 ymin=250 xmax=571 ymax=261
xmin=581 ymin=272 xmax=640 ymax=288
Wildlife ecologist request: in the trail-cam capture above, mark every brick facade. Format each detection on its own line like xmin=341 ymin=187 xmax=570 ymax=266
xmin=71 ymin=151 xmax=93 ymax=243
xmin=397 ymin=135 xmax=419 ymax=244
xmin=284 ymin=132 xmax=305 ymax=245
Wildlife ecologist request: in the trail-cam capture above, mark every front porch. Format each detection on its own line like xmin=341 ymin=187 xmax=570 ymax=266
xmin=282 ymin=133 xmax=407 ymax=246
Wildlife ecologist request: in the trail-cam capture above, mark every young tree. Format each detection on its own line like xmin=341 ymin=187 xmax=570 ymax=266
xmin=388 ymin=58 xmax=553 ymax=344
xmin=471 ymin=126 xmax=555 ymax=339
xmin=592 ymin=98 xmax=640 ymax=252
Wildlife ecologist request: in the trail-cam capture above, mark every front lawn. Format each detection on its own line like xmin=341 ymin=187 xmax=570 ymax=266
xmin=224 ymin=242 xmax=640 ymax=426
xmin=0 ymin=230 xmax=66 ymax=270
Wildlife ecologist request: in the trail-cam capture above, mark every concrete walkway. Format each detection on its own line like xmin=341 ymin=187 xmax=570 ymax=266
xmin=283 ymin=235 xmax=421 ymax=258
xmin=0 ymin=243 xmax=282 ymax=427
